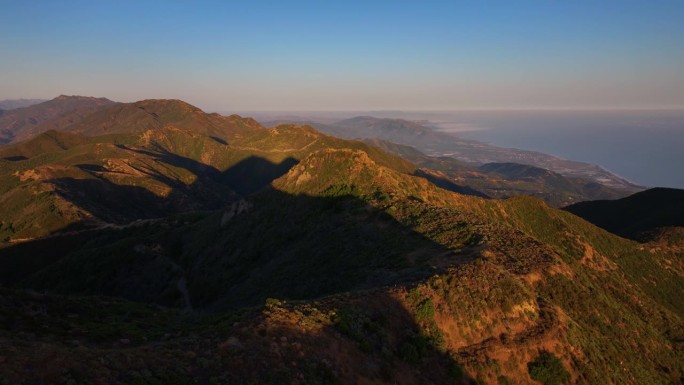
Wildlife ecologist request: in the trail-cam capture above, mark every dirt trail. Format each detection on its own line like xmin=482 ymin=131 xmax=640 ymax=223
xmin=455 ymin=299 xmax=560 ymax=363
xmin=6 ymin=217 xmax=164 ymax=245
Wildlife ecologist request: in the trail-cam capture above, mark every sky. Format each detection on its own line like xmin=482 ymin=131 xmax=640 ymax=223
xmin=1 ymin=0 xmax=683 ymax=111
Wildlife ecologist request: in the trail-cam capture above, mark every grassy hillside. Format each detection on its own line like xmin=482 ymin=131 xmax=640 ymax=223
xmin=0 ymin=100 xmax=681 ymax=384
xmin=364 ymin=138 xmax=629 ymax=207
xmin=2 ymin=148 xmax=681 ymax=384
xmin=0 ymin=103 xmax=413 ymax=243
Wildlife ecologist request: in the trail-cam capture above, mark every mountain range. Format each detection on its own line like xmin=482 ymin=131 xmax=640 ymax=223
xmin=0 ymin=96 xmax=681 ymax=384
xmin=0 ymin=98 xmax=46 ymax=111
xmin=262 ymin=116 xmax=643 ymax=193
xmin=361 ymin=138 xmax=629 ymax=207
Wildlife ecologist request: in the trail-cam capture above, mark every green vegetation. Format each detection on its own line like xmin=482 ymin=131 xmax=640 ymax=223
xmin=0 ymin=97 xmax=681 ymax=384
xmin=414 ymin=297 xmax=435 ymax=321
xmin=361 ymin=138 xmax=635 ymax=207
xmin=334 ymin=306 xmax=386 ymax=352
xmin=527 ymin=351 xmax=570 ymax=385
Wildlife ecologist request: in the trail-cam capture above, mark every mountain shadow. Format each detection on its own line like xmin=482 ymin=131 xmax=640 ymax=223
xmin=0 ymin=188 xmax=463 ymax=311
xmin=563 ymin=187 xmax=684 ymax=240
xmin=229 ymin=291 xmax=476 ymax=384
xmin=116 ymin=144 xmax=298 ymax=196
xmin=0 ymin=155 xmax=480 ymax=383
xmin=0 ymin=281 xmax=475 ymax=385
xmin=2 ymin=155 xmax=27 ymax=161
xmin=414 ymin=169 xmax=490 ymax=198
xmin=220 ymin=156 xmax=299 ymax=195
xmin=47 ymin=150 xmax=299 ymax=226
xmin=0 ymin=156 xmax=473 ymax=311
xmin=51 ymin=177 xmax=177 ymax=223
xmin=115 ymin=144 xmax=222 ymax=182
xmin=188 ymin=188 xmax=463 ymax=311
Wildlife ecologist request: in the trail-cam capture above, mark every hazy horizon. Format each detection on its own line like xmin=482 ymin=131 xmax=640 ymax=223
xmin=10 ymin=94 xmax=684 ymax=114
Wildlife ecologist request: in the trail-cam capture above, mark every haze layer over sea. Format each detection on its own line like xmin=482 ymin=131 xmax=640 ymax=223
xmin=425 ymin=109 xmax=684 ymax=189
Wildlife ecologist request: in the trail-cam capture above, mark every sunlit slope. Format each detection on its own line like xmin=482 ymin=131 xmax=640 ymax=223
xmin=0 ymin=100 xmax=413 ymax=242
xmin=364 ymin=138 xmax=632 ymax=207
xmin=0 ymin=100 xmax=680 ymax=384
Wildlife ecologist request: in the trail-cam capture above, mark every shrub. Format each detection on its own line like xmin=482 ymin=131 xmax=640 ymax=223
xmin=399 ymin=341 xmax=420 ymax=363
xmin=415 ymin=298 xmax=435 ymax=321
xmin=334 ymin=307 xmax=377 ymax=352
xmin=264 ymin=298 xmax=283 ymax=308
xmin=528 ymin=351 xmax=570 ymax=385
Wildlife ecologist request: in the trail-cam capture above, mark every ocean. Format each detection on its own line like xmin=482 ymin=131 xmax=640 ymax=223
xmin=425 ymin=110 xmax=684 ymax=189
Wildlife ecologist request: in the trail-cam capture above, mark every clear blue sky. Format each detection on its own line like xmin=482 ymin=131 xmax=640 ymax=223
xmin=1 ymin=0 xmax=683 ymax=111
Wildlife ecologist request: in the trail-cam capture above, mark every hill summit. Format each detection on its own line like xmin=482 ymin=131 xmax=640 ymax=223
xmin=0 ymin=95 xmax=115 ymax=144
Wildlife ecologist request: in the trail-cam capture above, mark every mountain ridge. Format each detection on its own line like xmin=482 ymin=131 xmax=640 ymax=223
xmin=0 ymin=97 xmax=646 ymax=196
xmin=0 ymin=95 xmax=116 ymax=144
xmin=361 ymin=138 xmax=630 ymax=207
xmin=563 ymin=187 xmax=684 ymax=240
xmin=0 ymin=96 xmax=680 ymax=384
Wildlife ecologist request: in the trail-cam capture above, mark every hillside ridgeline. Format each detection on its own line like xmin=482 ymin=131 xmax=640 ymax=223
xmin=0 ymin=99 xmax=681 ymax=385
